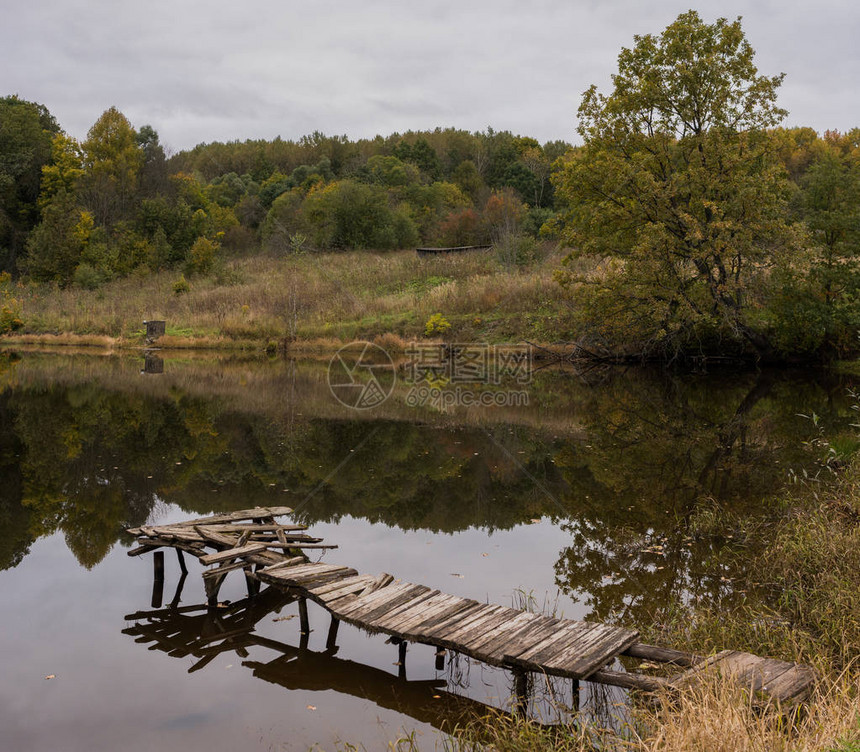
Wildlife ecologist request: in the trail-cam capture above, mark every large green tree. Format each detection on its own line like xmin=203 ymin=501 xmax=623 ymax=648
xmin=80 ymin=106 xmax=143 ymax=226
xmin=554 ymin=11 xmax=797 ymax=358
xmin=0 ymin=96 xmax=59 ymax=271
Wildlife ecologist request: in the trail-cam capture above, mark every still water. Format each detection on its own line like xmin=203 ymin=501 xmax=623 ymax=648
xmin=0 ymin=350 xmax=855 ymax=751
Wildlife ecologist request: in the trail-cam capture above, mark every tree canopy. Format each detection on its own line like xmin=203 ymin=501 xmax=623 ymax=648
xmin=555 ymin=11 xmax=800 ymax=358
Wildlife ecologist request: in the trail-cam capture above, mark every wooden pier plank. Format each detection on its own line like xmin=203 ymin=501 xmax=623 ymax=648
xmin=366 ymin=590 xmax=447 ymax=631
xmin=352 ymin=585 xmax=436 ymax=625
xmin=176 ymin=507 xmax=294 ymax=527
xmin=377 ymin=593 xmax=462 ymax=634
xmin=199 ymin=543 xmax=268 ymax=565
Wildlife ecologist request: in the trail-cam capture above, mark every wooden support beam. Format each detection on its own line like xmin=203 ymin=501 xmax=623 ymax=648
xmin=398 ymin=641 xmax=407 ymax=680
xmin=435 ymin=648 xmax=445 ymax=672
xmin=153 ymin=551 xmax=165 ymax=582
xmin=175 ymin=548 xmax=188 ymax=575
xmin=299 ymin=598 xmax=310 ymax=635
xmin=326 ymin=616 xmax=340 ymax=652
xmin=513 ymin=669 xmax=530 ymax=716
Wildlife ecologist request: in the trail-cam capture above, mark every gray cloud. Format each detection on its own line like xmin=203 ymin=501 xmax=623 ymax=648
xmin=2 ymin=0 xmax=858 ymax=152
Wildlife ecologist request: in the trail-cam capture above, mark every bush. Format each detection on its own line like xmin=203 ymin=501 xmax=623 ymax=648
xmin=172 ymin=275 xmax=190 ymax=295
xmin=424 ymin=313 xmax=451 ymax=337
xmin=0 ymin=272 xmax=23 ymax=333
xmin=185 ymin=236 xmax=219 ymax=276
xmin=73 ymin=263 xmax=107 ymax=290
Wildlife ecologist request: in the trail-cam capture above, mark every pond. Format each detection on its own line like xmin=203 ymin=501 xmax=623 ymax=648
xmin=0 ymin=349 xmax=855 ymax=751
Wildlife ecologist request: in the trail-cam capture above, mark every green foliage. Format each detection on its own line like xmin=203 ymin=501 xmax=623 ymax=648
xmin=0 ymin=271 xmax=23 ymax=332
xmin=303 ymin=180 xmax=414 ymax=250
xmin=0 ymin=96 xmax=60 ymax=271
xmin=554 ymin=11 xmax=797 ymax=358
xmin=185 ymin=236 xmax=219 ymax=276
xmin=424 ymin=312 xmax=451 ymax=337
xmin=72 ymin=262 xmax=107 ymax=290
xmin=172 ymin=275 xmax=190 ymax=295
xmin=80 ymin=107 xmax=144 ymax=226
xmin=22 ymin=189 xmax=85 ymax=283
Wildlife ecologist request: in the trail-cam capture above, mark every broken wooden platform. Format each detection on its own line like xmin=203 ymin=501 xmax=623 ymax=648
xmin=127 ymin=507 xmax=817 ymax=706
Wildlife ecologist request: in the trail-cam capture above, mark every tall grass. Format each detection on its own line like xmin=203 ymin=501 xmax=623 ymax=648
xmin=9 ymin=246 xmax=576 ymax=348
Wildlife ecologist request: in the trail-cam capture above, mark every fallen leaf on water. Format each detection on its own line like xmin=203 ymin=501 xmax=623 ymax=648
xmin=306 ymin=705 xmax=317 ymax=711
xmin=529 ymin=518 xmax=541 ymax=524
xmin=450 ymin=573 xmax=464 ymax=578
xmin=272 ymin=615 xmax=296 ymax=622
xmin=432 ymin=695 xmax=441 ymax=699
xmin=44 ymin=674 xmax=55 ymax=680
xmin=481 ymin=553 xmax=489 ymax=557
xmin=225 ymin=664 xmax=233 ymax=669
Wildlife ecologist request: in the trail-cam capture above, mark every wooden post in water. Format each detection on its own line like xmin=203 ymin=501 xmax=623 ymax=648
xmin=435 ymin=648 xmax=445 ymax=671
xmin=205 ymin=572 xmax=227 ymax=608
xmin=298 ymin=597 xmax=310 ymax=652
xmin=513 ymin=669 xmax=530 ymax=716
xmin=326 ymin=616 xmax=340 ymax=652
xmin=398 ymin=641 xmax=407 ymax=680
xmin=151 ymin=551 xmax=165 ymax=608
xmin=244 ymin=565 xmax=260 ymax=598
xmin=571 ymin=678 xmax=580 ymax=712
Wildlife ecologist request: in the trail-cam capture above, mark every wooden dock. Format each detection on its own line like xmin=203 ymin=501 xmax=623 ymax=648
xmin=127 ymin=507 xmax=816 ymax=707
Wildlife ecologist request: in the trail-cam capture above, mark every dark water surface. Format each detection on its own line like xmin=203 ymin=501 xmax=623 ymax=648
xmin=0 ymin=350 xmax=855 ymax=751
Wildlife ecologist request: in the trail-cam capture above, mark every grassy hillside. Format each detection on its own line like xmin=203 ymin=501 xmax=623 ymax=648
xmin=6 ymin=245 xmax=578 ymax=350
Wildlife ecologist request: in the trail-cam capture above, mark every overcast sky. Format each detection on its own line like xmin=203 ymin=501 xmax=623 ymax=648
xmin=3 ymin=0 xmax=858 ymax=153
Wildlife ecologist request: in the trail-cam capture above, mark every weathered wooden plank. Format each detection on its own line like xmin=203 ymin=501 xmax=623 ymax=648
xmin=456 ymin=610 xmax=526 ymax=653
xmin=377 ymin=593 xmax=461 ymax=634
xmin=590 ymin=668 xmax=672 ymax=692
xmin=399 ymin=597 xmax=478 ymax=641
xmin=176 ymin=506 xmax=294 ymax=526
xmin=565 ymin=626 xmax=640 ymax=678
xmin=258 ymin=556 xmax=306 ymax=574
xmin=508 ymin=622 xmax=598 ymax=669
xmin=359 ymin=573 xmax=395 ymax=597
xmin=350 ymin=585 xmax=435 ymax=625
xmin=498 ymin=618 xmax=566 ymax=662
xmin=259 ymin=562 xmax=331 ymax=580
xmin=433 ymin=605 xmax=508 ymax=646
xmin=310 ymin=575 xmax=376 ymax=600
xmin=478 ymin=614 xmax=556 ymax=661
xmin=411 ymin=600 xmax=484 ymax=639
xmin=199 ymin=543 xmax=268 ymax=565
xmin=127 ymin=544 xmax=160 ymax=556
xmin=764 ymin=665 xmax=817 ymax=702
xmin=201 ymin=559 xmax=253 ymax=578
xmin=736 ymin=658 xmax=797 ymax=693
xmin=363 ymin=589 xmax=445 ymax=631
xmin=202 ymin=523 xmax=309 ymax=533
xmin=151 ymin=527 xmax=205 ymax=542
xmin=465 ymin=611 xmax=542 ymax=661
xmin=287 ymin=567 xmax=356 ymax=588
xmin=623 ymin=642 xmax=702 ymax=667
xmin=330 ymin=581 xmax=411 ymax=618
xmin=429 ymin=603 xmax=499 ymax=641
xmin=541 ymin=624 xmax=621 ymax=674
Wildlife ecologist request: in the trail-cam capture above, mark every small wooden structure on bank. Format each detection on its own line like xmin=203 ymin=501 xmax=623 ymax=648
xmin=127 ymin=507 xmax=816 ymax=707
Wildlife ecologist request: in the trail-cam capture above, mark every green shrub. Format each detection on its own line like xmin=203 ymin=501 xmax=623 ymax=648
xmin=185 ymin=236 xmax=219 ymax=276
xmin=172 ymin=275 xmax=190 ymax=295
xmin=424 ymin=312 xmax=451 ymax=337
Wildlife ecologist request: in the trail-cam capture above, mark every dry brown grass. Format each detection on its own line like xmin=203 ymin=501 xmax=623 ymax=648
xmin=10 ymin=246 xmax=576 ymax=350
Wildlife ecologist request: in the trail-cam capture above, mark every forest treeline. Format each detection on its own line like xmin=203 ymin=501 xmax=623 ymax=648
xmin=0 ymin=96 xmax=567 ymax=290
xmin=1 ymin=15 xmax=859 ymax=359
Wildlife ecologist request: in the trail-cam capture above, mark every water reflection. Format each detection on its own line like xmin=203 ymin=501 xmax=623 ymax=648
xmin=0 ymin=351 xmax=855 ymax=622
